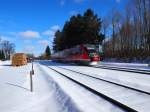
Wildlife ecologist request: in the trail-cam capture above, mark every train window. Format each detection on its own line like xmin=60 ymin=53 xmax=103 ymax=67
xmin=88 ymin=49 xmax=97 ymax=53
xmin=73 ymin=47 xmax=80 ymax=54
xmin=70 ymin=48 xmax=75 ymax=55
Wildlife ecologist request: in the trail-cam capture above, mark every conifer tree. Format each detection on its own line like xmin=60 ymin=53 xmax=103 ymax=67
xmin=45 ymin=46 xmax=51 ymax=59
xmin=0 ymin=50 xmax=2 ymax=60
xmin=53 ymin=9 xmax=104 ymax=52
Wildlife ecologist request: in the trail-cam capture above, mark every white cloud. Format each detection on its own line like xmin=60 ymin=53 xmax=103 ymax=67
xmin=24 ymin=45 xmax=35 ymax=53
xmin=38 ymin=40 xmax=49 ymax=46
xmin=18 ymin=30 xmax=40 ymax=39
xmin=42 ymin=25 xmax=60 ymax=37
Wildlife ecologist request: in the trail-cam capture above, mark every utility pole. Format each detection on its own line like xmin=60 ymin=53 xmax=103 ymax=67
xmin=30 ymin=55 xmax=34 ymax=92
xmin=30 ymin=70 xmax=33 ymax=92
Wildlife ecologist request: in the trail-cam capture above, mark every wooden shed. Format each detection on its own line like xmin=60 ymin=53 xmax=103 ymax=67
xmin=12 ymin=53 xmax=27 ymax=66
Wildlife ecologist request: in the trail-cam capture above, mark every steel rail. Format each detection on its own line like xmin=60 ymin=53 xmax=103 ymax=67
xmin=50 ymin=61 xmax=150 ymax=74
xmin=57 ymin=66 xmax=150 ymax=95
xmin=93 ymin=65 xmax=150 ymax=75
xmin=46 ymin=65 xmax=138 ymax=112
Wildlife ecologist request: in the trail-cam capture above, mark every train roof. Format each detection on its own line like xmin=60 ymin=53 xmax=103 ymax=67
xmin=52 ymin=44 xmax=97 ymax=55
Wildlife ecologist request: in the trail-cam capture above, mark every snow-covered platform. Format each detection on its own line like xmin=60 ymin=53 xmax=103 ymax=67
xmin=0 ymin=61 xmax=69 ymax=112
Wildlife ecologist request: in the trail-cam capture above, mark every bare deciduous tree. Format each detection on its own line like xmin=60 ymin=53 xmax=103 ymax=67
xmin=103 ymin=0 xmax=150 ymax=61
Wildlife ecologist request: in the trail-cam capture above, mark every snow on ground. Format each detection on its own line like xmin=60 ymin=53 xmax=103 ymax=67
xmin=60 ymin=65 xmax=150 ymax=93
xmin=103 ymin=58 xmax=150 ymax=64
xmin=0 ymin=61 xmax=1 ymax=68
xmin=99 ymin=62 xmax=150 ymax=70
xmin=39 ymin=63 xmax=124 ymax=112
xmin=100 ymin=62 xmax=149 ymax=67
xmin=1 ymin=60 xmax=149 ymax=112
xmin=38 ymin=61 xmax=150 ymax=111
xmin=0 ymin=60 xmax=126 ymax=112
xmin=0 ymin=60 xmax=9 ymax=69
xmin=43 ymin=61 xmax=150 ymax=93
xmin=0 ymin=61 xmax=68 ymax=112
xmin=45 ymin=65 xmax=150 ymax=112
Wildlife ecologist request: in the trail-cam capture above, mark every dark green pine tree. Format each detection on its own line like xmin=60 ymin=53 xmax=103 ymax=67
xmin=0 ymin=50 xmax=2 ymax=60
xmin=2 ymin=50 xmax=5 ymax=60
xmin=45 ymin=46 xmax=51 ymax=59
xmin=53 ymin=30 xmax=64 ymax=52
xmin=53 ymin=8 xmax=104 ymax=52
xmin=0 ymin=50 xmax=5 ymax=60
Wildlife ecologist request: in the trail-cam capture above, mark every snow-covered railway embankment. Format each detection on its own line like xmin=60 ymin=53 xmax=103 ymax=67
xmin=39 ymin=63 xmax=126 ymax=112
xmin=40 ymin=64 xmax=150 ymax=112
xmin=37 ymin=64 xmax=80 ymax=112
xmin=57 ymin=66 xmax=150 ymax=95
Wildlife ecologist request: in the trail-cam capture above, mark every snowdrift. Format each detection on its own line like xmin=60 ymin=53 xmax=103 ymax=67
xmin=38 ymin=65 xmax=80 ymax=112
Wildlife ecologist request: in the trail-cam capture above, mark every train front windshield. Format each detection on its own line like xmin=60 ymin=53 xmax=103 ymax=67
xmin=88 ymin=49 xmax=97 ymax=53
xmin=87 ymin=49 xmax=98 ymax=57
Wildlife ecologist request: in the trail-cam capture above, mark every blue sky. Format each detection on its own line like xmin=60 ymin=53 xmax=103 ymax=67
xmin=0 ymin=0 xmax=127 ymax=56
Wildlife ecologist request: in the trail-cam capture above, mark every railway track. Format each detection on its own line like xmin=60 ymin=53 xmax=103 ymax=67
xmin=46 ymin=66 xmax=137 ymax=112
xmin=40 ymin=62 xmax=150 ymax=93
xmin=93 ymin=65 xmax=150 ymax=75
xmin=56 ymin=66 xmax=150 ymax=95
xmin=42 ymin=64 xmax=150 ymax=112
xmin=48 ymin=61 xmax=150 ymax=74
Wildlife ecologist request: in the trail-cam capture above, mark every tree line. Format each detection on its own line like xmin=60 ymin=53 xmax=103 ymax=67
xmin=0 ymin=38 xmax=15 ymax=60
xmin=53 ymin=9 xmax=104 ymax=52
xmin=38 ymin=45 xmax=51 ymax=60
xmin=103 ymin=0 xmax=150 ymax=60
xmin=52 ymin=0 xmax=149 ymax=61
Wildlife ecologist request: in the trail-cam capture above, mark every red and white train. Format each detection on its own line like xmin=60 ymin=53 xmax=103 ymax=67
xmin=51 ymin=44 xmax=101 ymax=65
